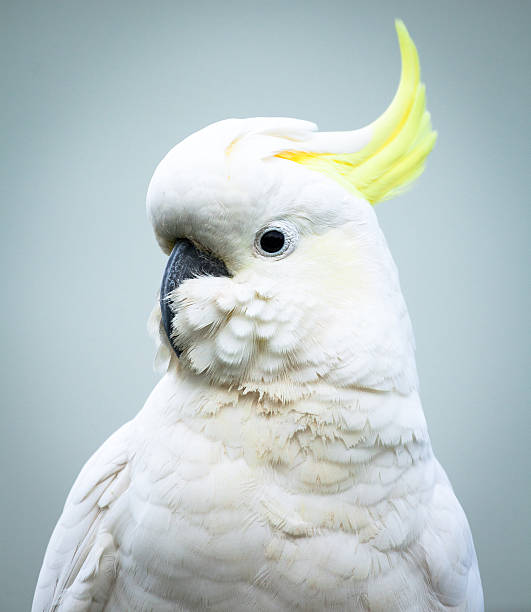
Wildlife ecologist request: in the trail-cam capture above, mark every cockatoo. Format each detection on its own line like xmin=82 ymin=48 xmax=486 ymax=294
xmin=33 ymin=21 xmax=483 ymax=612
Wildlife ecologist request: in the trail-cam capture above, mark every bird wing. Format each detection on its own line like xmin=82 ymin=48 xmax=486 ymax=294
xmin=422 ymin=462 xmax=484 ymax=611
xmin=32 ymin=423 xmax=132 ymax=612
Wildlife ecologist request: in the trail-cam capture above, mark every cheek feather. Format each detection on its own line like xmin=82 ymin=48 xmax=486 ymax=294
xmin=274 ymin=229 xmax=377 ymax=325
xmin=170 ymin=276 xmax=309 ymax=384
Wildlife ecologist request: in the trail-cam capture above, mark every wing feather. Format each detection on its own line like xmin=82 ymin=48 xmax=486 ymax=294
xmin=421 ymin=463 xmax=484 ymax=611
xmin=32 ymin=423 xmax=131 ymax=612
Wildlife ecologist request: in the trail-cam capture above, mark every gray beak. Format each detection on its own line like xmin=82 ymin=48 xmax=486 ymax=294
xmin=160 ymin=238 xmax=230 ymax=357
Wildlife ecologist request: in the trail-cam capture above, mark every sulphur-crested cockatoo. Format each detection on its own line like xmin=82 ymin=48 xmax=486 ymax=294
xmin=33 ymin=21 xmax=483 ymax=612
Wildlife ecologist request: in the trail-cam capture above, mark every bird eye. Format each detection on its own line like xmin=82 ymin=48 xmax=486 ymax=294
xmin=260 ymin=230 xmax=284 ymax=253
xmin=254 ymin=221 xmax=298 ymax=259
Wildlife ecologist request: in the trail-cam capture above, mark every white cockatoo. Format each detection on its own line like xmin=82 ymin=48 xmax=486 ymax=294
xmin=33 ymin=21 xmax=483 ymax=612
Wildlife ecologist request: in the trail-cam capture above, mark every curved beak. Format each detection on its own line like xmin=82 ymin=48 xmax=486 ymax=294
xmin=160 ymin=238 xmax=230 ymax=357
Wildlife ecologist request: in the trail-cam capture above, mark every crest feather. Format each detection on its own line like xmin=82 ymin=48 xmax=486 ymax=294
xmin=276 ymin=20 xmax=437 ymax=204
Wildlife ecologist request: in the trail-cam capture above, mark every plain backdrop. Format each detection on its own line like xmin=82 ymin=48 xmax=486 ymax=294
xmin=1 ymin=1 xmax=530 ymax=610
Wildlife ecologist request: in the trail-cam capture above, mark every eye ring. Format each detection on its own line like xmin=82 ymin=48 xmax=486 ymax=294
xmin=254 ymin=221 xmax=299 ymax=259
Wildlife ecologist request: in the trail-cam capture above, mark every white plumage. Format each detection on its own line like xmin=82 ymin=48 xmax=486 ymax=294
xmin=33 ymin=23 xmax=483 ymax=612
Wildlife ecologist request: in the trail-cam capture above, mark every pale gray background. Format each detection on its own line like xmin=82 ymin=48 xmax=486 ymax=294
xmin=1 ymin=1 xmax=529 ymax=610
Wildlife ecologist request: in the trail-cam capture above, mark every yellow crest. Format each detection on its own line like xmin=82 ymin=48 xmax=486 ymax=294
xmin=276 ymin=21 xmax=437 ymax=204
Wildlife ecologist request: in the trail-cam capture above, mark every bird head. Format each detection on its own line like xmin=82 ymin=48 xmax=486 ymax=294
xmin=146 ymin=21 xmax=435 ymax=398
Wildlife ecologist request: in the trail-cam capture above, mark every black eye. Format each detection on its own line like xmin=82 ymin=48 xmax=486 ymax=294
xmin=254 ymin=222 xmax=299 ymax=259
xmin=260 ymin=230 xmax=285 ymax=253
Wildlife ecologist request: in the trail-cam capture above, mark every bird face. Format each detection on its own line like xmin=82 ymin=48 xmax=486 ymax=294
xmin=147 ymin=119 xmax=417 ymax=394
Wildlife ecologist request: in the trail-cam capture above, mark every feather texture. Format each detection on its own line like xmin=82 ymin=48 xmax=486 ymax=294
xmin=32 ymin=425 xmax=130 ymax=611
xmin=33 ymin=374 xmax=483 ymax=610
